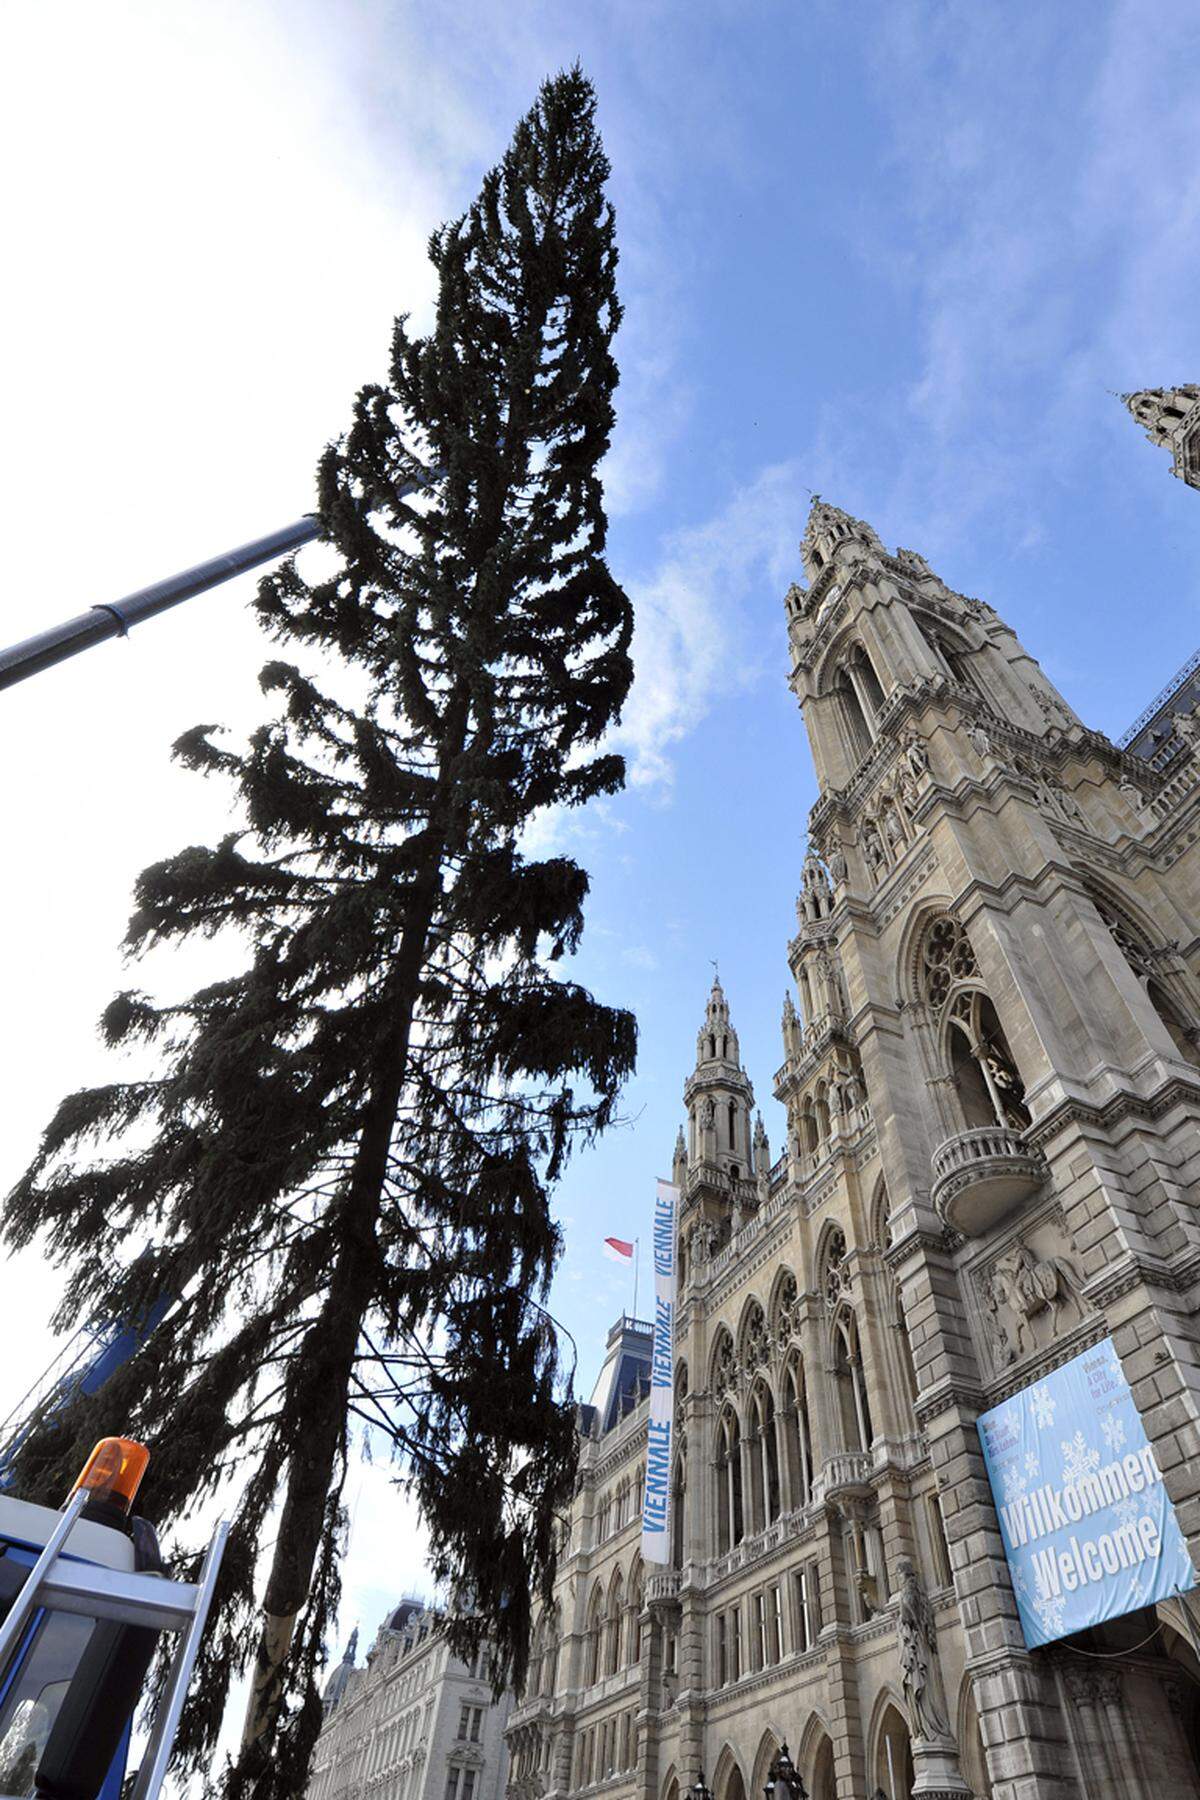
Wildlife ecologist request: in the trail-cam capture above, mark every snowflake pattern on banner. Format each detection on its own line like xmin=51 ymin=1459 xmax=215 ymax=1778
xmin=1033 ymin=1591 xmax=1066 ymax=1639
xmin=1101 ymin=1412 xmax=1127 ymax=1453
xmin=1060 ymin=1430 xmax=1101 ymax=1488
xmin=1003 ymin=1464 xmax=1029 ymax=1504
xmin=977 ymin=1337 xmax=1198 ymax=1651
xmin=1030 ymin=1383 xmax=1056 ymax=1429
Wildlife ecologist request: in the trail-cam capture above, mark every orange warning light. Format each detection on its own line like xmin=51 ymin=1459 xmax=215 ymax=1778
xmin=70 ymin=1437 xmax=150 ymax=1515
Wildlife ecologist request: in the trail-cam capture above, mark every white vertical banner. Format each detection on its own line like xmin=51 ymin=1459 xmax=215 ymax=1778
xmin=641 ymin=1179 xmax=678 ymax=1564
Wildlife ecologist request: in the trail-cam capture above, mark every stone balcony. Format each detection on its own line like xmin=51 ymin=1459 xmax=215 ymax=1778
xmin=930 ymin=1125 xmax=1047 ymax=1236
xmin=645 ymin=1570 xmax=680 ymax=1607
xmin=817 ymin=1451 xmax=874 ymax=1506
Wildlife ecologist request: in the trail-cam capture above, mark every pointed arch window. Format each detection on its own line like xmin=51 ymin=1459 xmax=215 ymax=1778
xmin=849 ymin=642 xmax=887 ymax=714
xmin=627 ymin=1560 xmax=644 ymax=1664
xmin=781 ymin=1357 xmax=814 ymax=1507
xmin=832 ymin=1310 xmax=873 ymax=1453
xmin=835 ymin=667 xmax=873 ymax=762
xmin=747 ymin=1382 xmax=781 ymax=1532
xmin=671 ymin=1450 xmax=686 ymax=1570
xmin=606 ymin=1569 xmax=624 ymax=1675
xmin=920 ymin=914 xmax=1031 ymax=1131
xmin=1093 ymin=893 xmax=1200 ymax=1069
xmin=585 ymin=1585 xmax=605 ymax=1686
xmin=715 ymin=1406 xmax=744 ymax=1554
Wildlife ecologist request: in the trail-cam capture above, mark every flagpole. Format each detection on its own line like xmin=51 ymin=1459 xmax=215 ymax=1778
xmin=633 ymin=1239 xmax=639 ymax=1321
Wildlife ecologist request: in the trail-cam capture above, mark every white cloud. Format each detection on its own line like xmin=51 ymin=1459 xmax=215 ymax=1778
xmin=616 ymin=461 xmax=807 ymax=790
xmin=846 ymin=0 xmax=1200 ymax=554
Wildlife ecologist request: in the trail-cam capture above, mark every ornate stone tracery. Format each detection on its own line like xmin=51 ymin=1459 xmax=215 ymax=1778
xmin=920 ymin=916 xmax=978 ymax=1009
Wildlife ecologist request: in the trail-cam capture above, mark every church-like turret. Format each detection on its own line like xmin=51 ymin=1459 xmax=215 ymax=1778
xmin=676 ymin=977 xmax=760 ymax=1272
xmin=1122 ymin=384 xmax=1200 ymax=489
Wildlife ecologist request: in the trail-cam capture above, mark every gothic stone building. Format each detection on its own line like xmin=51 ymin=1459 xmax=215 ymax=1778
xmin=504 ymin=490 xmax=1200 ymax=1800
xmin=307 ymin=1600 xmax=512 ymax=1800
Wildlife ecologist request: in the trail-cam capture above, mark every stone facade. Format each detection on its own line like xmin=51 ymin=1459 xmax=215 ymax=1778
xmin=1122 ymin=386 xmax=1200 ymax=492
xmin=308 ymin=1600 xmax=512 ymax=1800
xmin=505 ymin=494 xmax=1200 ymax=1800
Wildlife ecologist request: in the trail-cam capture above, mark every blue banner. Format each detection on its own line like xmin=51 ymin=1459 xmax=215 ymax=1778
xmin=641 ymin=1180 xmax=677 ymax=1564
xmin=977 ymin=1337 xmax=1196 ymax=1647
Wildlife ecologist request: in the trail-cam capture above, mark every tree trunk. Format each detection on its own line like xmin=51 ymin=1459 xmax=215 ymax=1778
xmin=235 ymin=706 xmax=471 ymax=1768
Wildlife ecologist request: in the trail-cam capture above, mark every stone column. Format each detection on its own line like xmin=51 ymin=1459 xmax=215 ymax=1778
xmin=1058 ymin=1665 xmax=1118 ymax=1800
xmin=1094 ymin=1669 xmax=1146 ymax=1800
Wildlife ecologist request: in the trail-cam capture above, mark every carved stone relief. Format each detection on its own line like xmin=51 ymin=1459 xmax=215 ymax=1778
xmin=973 ymin=1211 xmax=1092 ymax=1374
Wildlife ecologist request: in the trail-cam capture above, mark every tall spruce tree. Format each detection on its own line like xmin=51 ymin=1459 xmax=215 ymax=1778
xmin=4 ymin=67 xmax=635 ymax=1795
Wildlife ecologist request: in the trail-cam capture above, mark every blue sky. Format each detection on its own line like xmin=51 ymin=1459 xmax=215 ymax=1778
xmin=2 ymin=0 xmax=1199 ymax=1680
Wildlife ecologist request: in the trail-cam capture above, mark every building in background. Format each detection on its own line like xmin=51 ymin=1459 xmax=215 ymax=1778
xmin=308 ymin=1598 xmax=512 ymax=1800
xmin=506 ymin=480 xmax=1200 ymax=1799
xmin=1123 ymin=385 xmax=1200 ymax=493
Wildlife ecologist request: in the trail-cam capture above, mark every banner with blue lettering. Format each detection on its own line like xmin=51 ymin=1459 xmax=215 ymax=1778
xmin=641 ymin=1179 xmax=678 ymax=1564
xmin=977 ymin=1337 xmax=1195 ymax=1647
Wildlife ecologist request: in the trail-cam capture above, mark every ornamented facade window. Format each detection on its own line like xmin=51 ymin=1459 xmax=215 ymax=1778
xmin=919 ymin=913 xmax=1031 ymax=1129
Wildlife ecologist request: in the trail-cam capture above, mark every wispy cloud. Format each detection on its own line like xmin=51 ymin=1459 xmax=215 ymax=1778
xmin=836 ymin=0 xmax=1200 ymax=555
xmin=616 ymin=462 xmax=807 ymax=790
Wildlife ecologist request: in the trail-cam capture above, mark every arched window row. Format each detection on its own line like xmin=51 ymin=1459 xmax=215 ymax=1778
xmin=830 ymin=639 xmax=889 ymax=765
xmin=526 ymin=1604 xmax=561 ymax=1700
xmin=583 ymin=1560 xmax=646 ymax=1685
xmin=593 ymin=1469 xmax=645 ymax=1547
xmin=788 ymin=1067 xmax=868 ymax=1167
xmin=712 ymin=1354 xmax=816 ymax=1554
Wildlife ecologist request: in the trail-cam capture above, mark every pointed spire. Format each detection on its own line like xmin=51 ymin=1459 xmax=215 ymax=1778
xmin=800 ymin=495 xmax=883 ymax=583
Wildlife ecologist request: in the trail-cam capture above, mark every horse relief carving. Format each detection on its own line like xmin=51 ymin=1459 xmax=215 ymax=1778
xmin=980 ymin=1229 xmax=1089 ymax=1369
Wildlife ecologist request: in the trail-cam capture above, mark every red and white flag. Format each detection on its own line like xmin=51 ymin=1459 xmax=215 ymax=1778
xmin=603 ymin=1236 xmax=635 ymax=1264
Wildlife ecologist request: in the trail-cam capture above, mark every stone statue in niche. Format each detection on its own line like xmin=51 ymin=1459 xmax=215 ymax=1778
xmin=988 ymin=1233 xmax=1087 ymax=1360
xmin=863 ymin=822 xmax=887 ymax=879
xmin=903 ymin=732 xmax=930 ymax=778
xmin=1172 ymin=705 xmax=1200 ymax=747
xmin=827 ymin=842 xmax=848 ymax=886
xmin=897 ymin=1560 xmax=953 ymax=1745
xmin=966 ymin=722 xmax=994 ymax=761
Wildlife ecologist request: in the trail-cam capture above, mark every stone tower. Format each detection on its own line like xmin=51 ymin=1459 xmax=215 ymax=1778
xmin=782 ymin=495 xmax=1200 ymax=1795
xmin=1122 ymin=385 xmax=1200 ymax=490
xmin=505 ymin=497 xmax=1200 ymax=1800
xmin=679 ymin=979 xmax=765 ymax=1260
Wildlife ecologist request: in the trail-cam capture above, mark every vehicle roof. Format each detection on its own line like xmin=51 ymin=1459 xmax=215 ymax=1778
xmin=0 ymin=1493 xmax=137 ymax=1571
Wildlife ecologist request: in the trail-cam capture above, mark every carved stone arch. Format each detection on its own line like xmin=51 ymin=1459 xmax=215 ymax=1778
xmin=710 ymin=1324 xmax=737 ymax=1401
xmin=870 ymin=1174 xmax=892 ymax=1250
xmin=736 ymin=1294 xmax=770 ymax=1377
xmin=814 ymin=1218 xmax=850 ymax=1314
xmin=867 ymin=1686 xmax=915 ymax=1800
xmin=812 ymin=619 xmax=873 ymax=698
xmin=956 ymin=1677 xmax=994 ymax=1798
xmin=711 ymin=1742 xmax=746 ymax=1800
xmin=659 ymin=1766 xmax=680 ymax=1800
xmin=749 ymin=1730 xmax=784 ymax=1800
xmin=796 ymin=1712 xmax=836 ymax=1800
xmin=768 ymin=1265 xmax=800 ymax=1366
xmin=1081 ymin=872 xmax=1200 ymax=1064
xmin=896 ymin=895 xmax=959 ymax=1006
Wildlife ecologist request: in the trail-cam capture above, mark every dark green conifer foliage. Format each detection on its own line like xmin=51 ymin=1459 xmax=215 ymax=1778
xmin=4 ymin=67 xmax=634 ymax=1796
